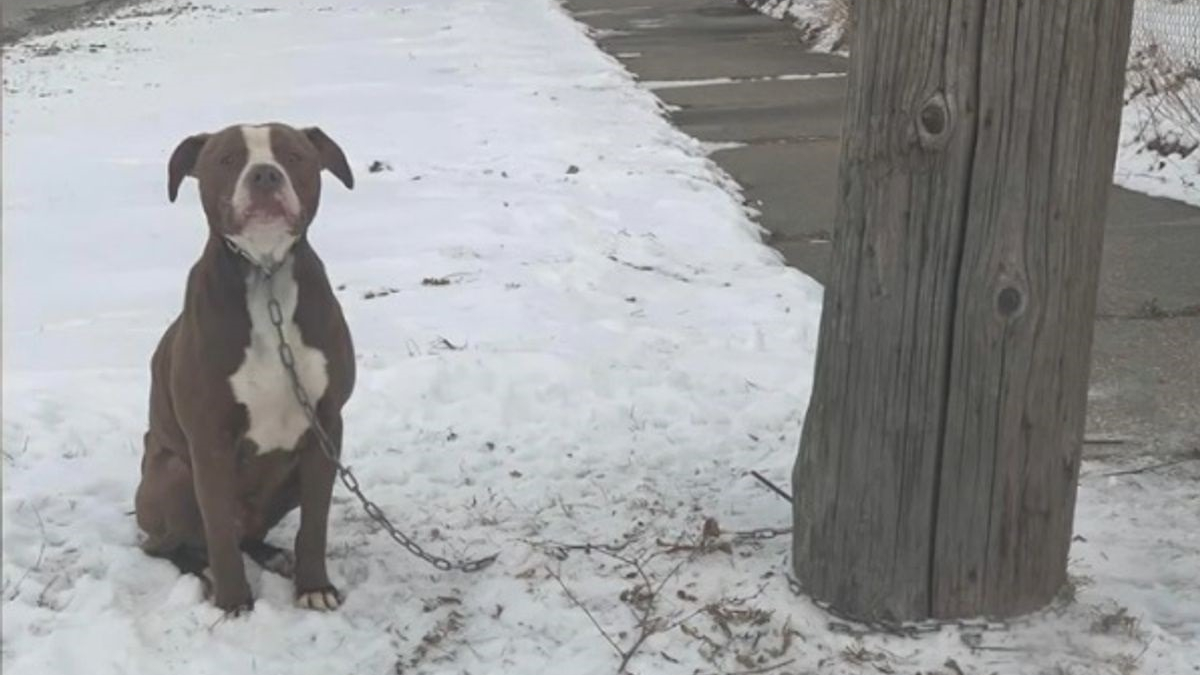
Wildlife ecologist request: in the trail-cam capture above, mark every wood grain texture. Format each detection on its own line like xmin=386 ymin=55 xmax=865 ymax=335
xmin=791 ymin=0 xmax=1134 ymax=621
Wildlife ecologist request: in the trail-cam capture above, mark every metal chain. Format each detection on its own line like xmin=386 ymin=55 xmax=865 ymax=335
xmin=237 ymin=243 xmax=497 ymax=574
xmin=785 ymin=574 xmax=1014 ymax=638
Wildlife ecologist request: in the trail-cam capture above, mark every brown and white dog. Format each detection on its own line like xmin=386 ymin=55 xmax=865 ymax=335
xmin=136 ymin=123 xmax=355 ymax=614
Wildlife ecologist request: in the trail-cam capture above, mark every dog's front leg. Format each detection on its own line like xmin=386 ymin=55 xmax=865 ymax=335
xmin=294 ymin=411 xmax=341 ymax=610
xmin=190 ymin=433 xmax=253 ymax=614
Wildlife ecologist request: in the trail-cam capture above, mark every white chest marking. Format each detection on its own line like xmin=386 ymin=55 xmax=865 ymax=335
xmin=229 ymin=258 xmax=329 ymax=454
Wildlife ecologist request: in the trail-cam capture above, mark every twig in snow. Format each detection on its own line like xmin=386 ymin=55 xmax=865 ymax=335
xmin=618 ymin=617 xmax=659 ymax=673
xmin=207 ymin=611 xmax=230 ymax=631
xmin=607 ymin=553 xmax=685 ymax=675
xmin=2 ymin=436 xmax=29 ymax=465
xmin=664 ymin=605 xmax=710 ymax=633
xmin=545 ymin=565 xmax=623 ymax=659
xmin=750 ymin=471 xmax=792 ymax=503
xmin=36 ymin=574 xmax=59 ymax=609
xmin=546 ymin=548 xmax=686 ymax=674
xmin=718 ymin=658 xmax=796 ymax=675
xmin=606 ymin=255 xmax=692 ymax=283
xmin=404 ymin=339 xmax=422 ymax=357
xmin=7 ymin=504 xmax=48 ymax=601
xmin=434 ymin=336 xmax=465 ymax=351
xmin=555 ymin=496 xmax=576 ymax=520
xmin=593 ymin=548 xmax=678 ymax=597
xmin=1097 ymin=448 xmax=1200 ymax=477
xmin=680 ymin=622 xmax=723 ymax=654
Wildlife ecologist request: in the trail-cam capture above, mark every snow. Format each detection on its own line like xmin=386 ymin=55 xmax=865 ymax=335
xmin=741 ymin=0 xmax=850 ymax=55
xmin=2 ymin=1 xmax=1198 ymax=674
xmin=1113 ymin=0 xmax=1200 ymax=206
xmin=1113 ymin=94 xmax=1200 ymax=207
xmin=1116 ymin=23 xmax=1200 ymax=207
xmin=641 ymin=72 xmax=846 ymax=91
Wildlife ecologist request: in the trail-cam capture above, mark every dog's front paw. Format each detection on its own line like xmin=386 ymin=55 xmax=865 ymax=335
xmin=296 ymin=586 xmax=342 ymax=611
xmin=212 ymin=586 xmax=255 ymax=616
xmin=202 ymin=568 xmax=255 ymax=616
xmin=219 ymin=597 xmax=255 ymax=617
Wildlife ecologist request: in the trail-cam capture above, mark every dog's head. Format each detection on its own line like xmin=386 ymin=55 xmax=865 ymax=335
xmin=167 ymin=123 xmax=354 ymax=268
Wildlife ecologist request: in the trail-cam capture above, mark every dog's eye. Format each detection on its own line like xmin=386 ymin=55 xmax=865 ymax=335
xmin=219 ymin=153 xmax=235 ymax=166
xmin=285 ymin=152 xmax=304 ymax=164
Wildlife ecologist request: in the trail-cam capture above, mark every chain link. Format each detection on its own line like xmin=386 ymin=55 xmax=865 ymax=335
xmin=786 ymin=573 xmax=1015 ymax=638
xmin=234 ymin=241 xmax=497 ymax=574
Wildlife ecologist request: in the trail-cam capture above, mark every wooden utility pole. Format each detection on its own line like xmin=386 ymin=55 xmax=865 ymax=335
xmin=792 ymin=0 xmax=1135 ymax=621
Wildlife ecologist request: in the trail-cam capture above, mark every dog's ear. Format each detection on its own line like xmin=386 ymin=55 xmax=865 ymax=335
xmin=167 ymin=133 xmax=210 ymax=203
xmin=303 ymin=127 xmax=354 ymax=190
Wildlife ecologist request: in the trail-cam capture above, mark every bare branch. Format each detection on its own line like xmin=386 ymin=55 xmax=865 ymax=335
xmin=725 ymin=659 xmax=796 ymax=675
xmin=6 ymin=504 xmax=47 ymax=601
xmin=544 ymin=565 xmax=623 ymax=659
xmin=1097 ymin=449 xmax=1200 ymax=477
xmin=749 ymin=470 xmax=793 ymax=503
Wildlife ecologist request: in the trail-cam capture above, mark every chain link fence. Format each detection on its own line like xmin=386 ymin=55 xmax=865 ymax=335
xmin=1130 ymin=0 xmax=1200 ymax=69
xmin=1126 ymin=0 xmax=1200 ymax=155
xmin=746 ymin=0 xmax=1200 ymax=68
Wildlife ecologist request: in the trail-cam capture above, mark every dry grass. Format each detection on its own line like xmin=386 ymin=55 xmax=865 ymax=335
xmin=823 ymin=0 xmax=853 ymax=50
xmin=1089 ymin=606 xmax=1140 ymax=638
xmin=1126 ymin=43 xmax=1200 ymax=157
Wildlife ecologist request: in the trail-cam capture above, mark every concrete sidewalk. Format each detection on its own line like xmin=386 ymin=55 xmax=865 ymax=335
xmin=565 ymin=0 xmax=1200 ymax=458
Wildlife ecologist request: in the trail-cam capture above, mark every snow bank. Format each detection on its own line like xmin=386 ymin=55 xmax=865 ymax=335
xmin=3 ymin=0 xmax=819 ymax=672
xmin=1119 ymin=0 xmax=1200 ymax=206
xmin=739 ymin=0 xmax=850 ymax=54
xmin=2 ymin=1 xmax=1196 ymax=674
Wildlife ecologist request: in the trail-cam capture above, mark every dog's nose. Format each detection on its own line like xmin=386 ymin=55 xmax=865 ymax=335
xmin=247 ymin=164 xmax=284 ymax=191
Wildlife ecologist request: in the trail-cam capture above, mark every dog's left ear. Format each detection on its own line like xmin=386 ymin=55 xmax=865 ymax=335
xmin=167 ymin=133 xmax=211 ymax=203
xmin=303 ymin=127 xmax=355 ymax=190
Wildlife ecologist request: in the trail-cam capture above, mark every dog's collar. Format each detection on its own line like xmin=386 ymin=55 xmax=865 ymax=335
xmin=222 ymin=237 xmax=285 ymax=278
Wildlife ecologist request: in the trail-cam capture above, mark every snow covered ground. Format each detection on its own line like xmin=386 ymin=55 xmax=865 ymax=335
xmin=1116 ymin=81 xmax=1200 ymax=207
xmin=739 ymin=0 xmax=850 ymax=54
xmin=1117 ymin=0 xmax=1200 ymax=207
xmin=1 ymin=1 xmax=1197 ymax=674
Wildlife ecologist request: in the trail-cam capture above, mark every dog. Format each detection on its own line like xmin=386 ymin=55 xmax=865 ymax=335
xmin=135 ymin=122 xmax=355 ymax=614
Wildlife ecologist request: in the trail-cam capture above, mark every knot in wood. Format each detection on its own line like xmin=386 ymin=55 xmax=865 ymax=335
xmin=997 ymin=286 xmax=1023 ymax=317
xmin=916 ymin=92 xmax=952 ymax=150
xmin=920 ymin=103 xmax=946 ymax=134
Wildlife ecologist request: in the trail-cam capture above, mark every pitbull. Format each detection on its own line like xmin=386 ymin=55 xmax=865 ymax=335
xmin=136 ymin=122 xmax=355 ymax=614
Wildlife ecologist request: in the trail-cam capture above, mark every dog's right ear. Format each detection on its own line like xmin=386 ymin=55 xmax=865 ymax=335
xmin=167 ymin=133 xmax=210 ymax=203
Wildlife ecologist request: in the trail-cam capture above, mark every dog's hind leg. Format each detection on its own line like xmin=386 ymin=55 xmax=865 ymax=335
xmin=136 ymin=433 xmax=223 ymax=595
xmin=138 ymin=540 xmax=217 ymax=598
xmin=243 ymin=540 xmax=295 ymax=579
xmin=136 ymin=433 xmax=206 ymax=549
xmin=162 ymin=544 xmax=209 ymax=575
